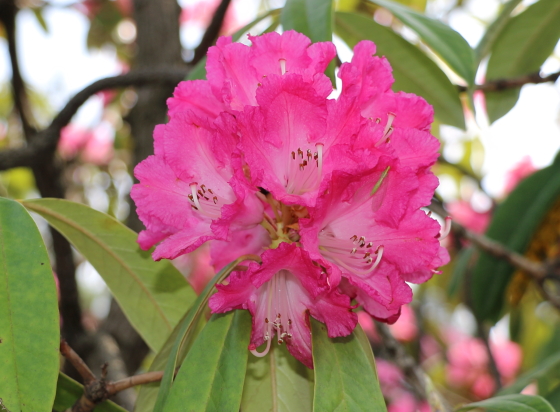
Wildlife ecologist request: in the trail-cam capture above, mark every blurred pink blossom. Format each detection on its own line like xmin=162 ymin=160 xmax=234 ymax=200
xmin=503 ymin=156 xmax=537 ymax=195
xmin=172 ymin=242 xmax=216 ymax=294
xmin=180 ymin=0 xmax=245 ymax=36
xmin=447 ymin=200 xmax=491 ymax=234
xmin=388 ymin=304 xmax=418 ymax=342
xmin=446 ymin=335 xmax=522 ymax=399
xmin=58 ymin=122 xmax=114 ymax=165
xmin=377 ymin=359 xmax=430 ymax=412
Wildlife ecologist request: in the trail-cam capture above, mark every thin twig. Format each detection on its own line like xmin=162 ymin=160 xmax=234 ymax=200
xmin=458 ymin=70 xmax=560 ymax=93
xmin=192 ymin=0 xmax=231 ymax=65
xmin=476 ymin=323 xmax=502 ymax=392
xmin=106 ymin=371 xmax=164 ymax=394
xmin=376 ymin=322 xmax=451 ymax=412
xmin=60 ymin=340 xmax=96 ymax=384
xmin=430 ymin=200 xmax=560 ymax=311
xmin=0 ymin=69 xmax=188 ymax=171
xmin=60 ymin=340 xmax=164 ymax=412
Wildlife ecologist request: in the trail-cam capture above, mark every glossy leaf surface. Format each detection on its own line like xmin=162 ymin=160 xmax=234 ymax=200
xmin=369 ymin=0 xmax=475 ymax=84
xmin=335 ymin=11 xmax=465 ymax=129
xmin=0 ymin=197 xmax=59 ymax=412
xmin=311 ymin=319 xmax=385 ymax=412
xmin=154 ymin=255 xmax=261 ymax=412
xmin=241 ymin=342 xmax=314 ymax=412
xmin=21 ymin=198 xmax=195 ymax=352
xmin=163 ymin=311 xmax=251 ymax=412
xmin=485 ymin=0 xmax=560 ymax=122
xmin=281 ymin=0 xmax=333 ymax=43
xmin=455 ymin=394 xmax=555 ymax=412
xmin=470 ymin=156 xmax=560 ymax=322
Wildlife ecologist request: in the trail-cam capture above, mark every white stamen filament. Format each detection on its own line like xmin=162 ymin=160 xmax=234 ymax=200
xmin=251 ymin=270 xmax=294 ymax=359
xmin=285 ymin=143 xmax=324 ymax=195
xmin=316 ymin=143 xmax=323 ymax=178
xmin=383 ymin=112 xmax=396 ymax=137
xmin=319 ymin=233 xmax=384 ymax=276
xmin=279 ymin=59 xmax=287 ymax=75
xmin=439 ymin=216 xmax=452 ymax=240
xmin=188 ymin=182 xmax=224 ymax=219
xmin=250 ymin=337 xmax=272 ymax=357
xmin=190 ymin=183 xmax=202 ymax=211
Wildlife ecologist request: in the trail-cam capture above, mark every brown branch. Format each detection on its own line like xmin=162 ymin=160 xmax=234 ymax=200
xmin=458 ymin=70 xmax=560 ymax=93
xmin=60 ymin=340 xmax=96 ymax=384
xmin=375 ymin=322 xmax=450 ymax=412
xmin=0 ymin=0 xmax=36 ymax=138
xmin=0 ymin=69 xmax=188 ymax=171
xmin=452 ymin=222 xmax=546 ymax=281
xmin=430 ymin=200 xmax=560 ymax=311
xmin=106 ymin=371 xmax=164 ymax=394
xmin=60 ymin=340 xmax=164 ymax=412
xmin=476 ymin=323 xmax=502 ymax=392
xmin=192 ymin=0 xmax=231 ymax=65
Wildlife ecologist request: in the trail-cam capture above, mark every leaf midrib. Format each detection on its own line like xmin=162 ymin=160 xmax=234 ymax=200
xmin=23 ymin=202 xmax=172 ymax=333
xmin=492 ymin=2 xmax=560 ymax=78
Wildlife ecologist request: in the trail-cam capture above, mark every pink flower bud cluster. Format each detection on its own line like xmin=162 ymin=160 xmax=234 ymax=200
xmin=131 ymin=31 xmax=448 ymax=368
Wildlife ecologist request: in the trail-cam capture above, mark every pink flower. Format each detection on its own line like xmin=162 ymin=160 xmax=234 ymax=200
xmin=58 ymin=122 xmax=114 ymax=165
xmin=503 ymin=156 xmax=537 ymax=195
xmin=448 ymin=200 xmax=491 ymax=234
xmin=446 ymin=335 xmax=522 ymax=399
xmin=388 ymin=304 xmax=418 ymax=342
xmin=133 ymin=31 xmax=447 ymax=367
xmin=209 ymin=243 xmax=357 ymax=368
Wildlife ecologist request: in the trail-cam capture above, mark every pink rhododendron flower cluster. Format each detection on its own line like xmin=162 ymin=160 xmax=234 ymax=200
xmin=377 ymin=359 xmax=430 ymax=412
xmin=132 ymin=31 xmax=448 ymax=368
xmin=446 ymin=335 xmax=522 ymax=399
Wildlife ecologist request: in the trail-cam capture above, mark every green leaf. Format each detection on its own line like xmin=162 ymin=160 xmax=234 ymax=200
xmin=311 ymin=319 xmax=385 ymax=412
xmin=134 ymin=308 xmax=207 ymax=412
xmin=470 ymin=156 xmax=560 ymax=322
xmin=335 ymin=11 xmax=465 ymax=129
xmin=154 ymin=255 xmax=261 ymax=412
xmin=282 ymin=0 xmax=333 ymax=43
xmin=163 ymin=311 xmax=251 ymax=411
xmin=21 ymin=198 xmax=195 ymax=352
xmin=368 ymin=0 xmax=475 ymax=85
xmin=498 ymin=351 xmax=560 ymax=396
xmin=485 ymin=0 xmax=560 ymax=123
xmin=454 ymin=394 xmax=555 ymax=412
xmin=241 ymin=342 xmax=314 ymax=412
xmin=0 ymin=197 xmax=59 ymax=412
xmin=448 ymin=247 xmax=475 ymax=298
xmin=187 ymin=9 xmax=281 ymax=81
xmin=474 ymin=0 xmax=523 ymax=63
xmin=53 ymin=372 xmax=127 ymax=412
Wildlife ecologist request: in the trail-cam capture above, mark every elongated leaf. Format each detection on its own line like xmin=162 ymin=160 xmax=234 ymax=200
xmin=335 ymin=11 xmax=465 ymax=129
xmin=154 ymin=255 xmax=261 ymax=412
xmin=163 ymin=311 xmax=251 ymax=411
xmin=368 ymin=0 xmax=475 ymax=84
xmin=241 ymin=342 xmax=314 ymax=412
xmin=475 ymin=0 xmax=523 ymax=63
xmin=281 ymin=0 xmax=333 ymax=43
xmin=0 ymin=197 xmax=59 ymax=412
xmin=187 ymin=9 xmax=280 ymax=81
xmin=470 ymin=155 xmax=560 ymax=322
xmin=498 ymin=351 xmax=560 ymax=396
xmin=21 ymin=198 xmax=195 ymax=352
xmin=455 ymin=394 xmax=555 ymax=412
xmin=134 ymin=307 xmax=207 ymax=412
xmin=311 ymin=319 xmax=385 ymax=412
xmin=53 ymin=372 xmax=126 ymax=412
xmin=485 ymin=0 xmax=560 ymax=123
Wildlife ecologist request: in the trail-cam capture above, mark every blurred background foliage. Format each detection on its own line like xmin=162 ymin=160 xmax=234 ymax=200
xmin=0 ymin=0 xmax=559 ymax=410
